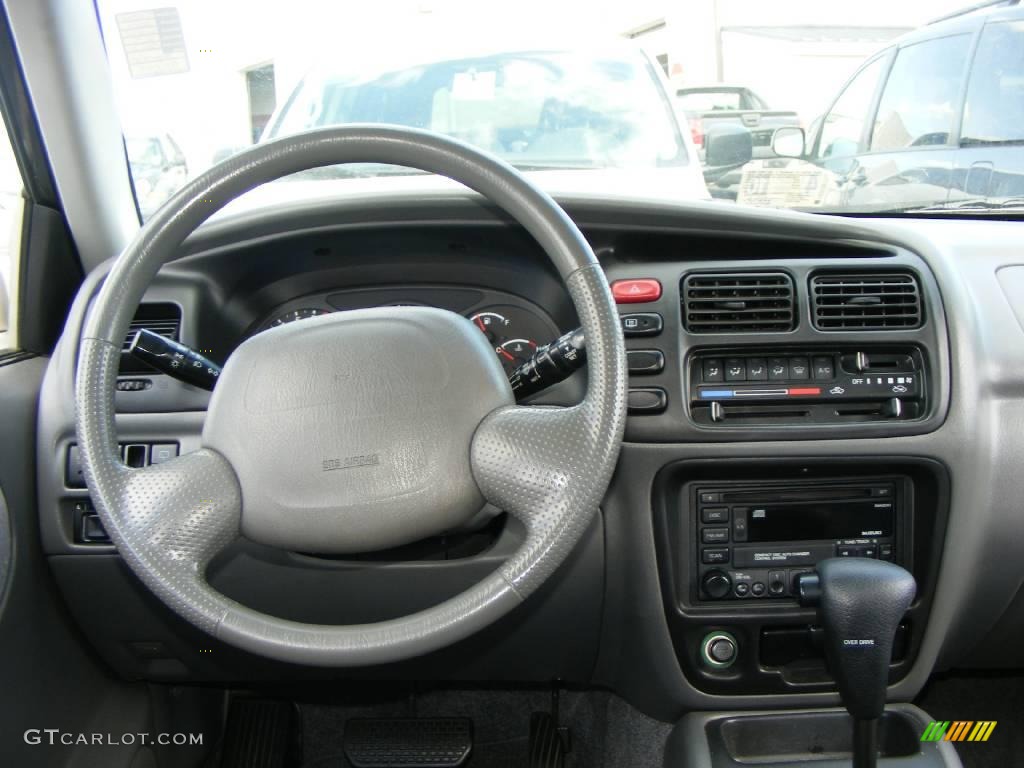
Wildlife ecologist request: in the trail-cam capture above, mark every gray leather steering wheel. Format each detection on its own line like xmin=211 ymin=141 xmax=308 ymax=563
xmin=75 ymin=126 xmax=627 ymax=666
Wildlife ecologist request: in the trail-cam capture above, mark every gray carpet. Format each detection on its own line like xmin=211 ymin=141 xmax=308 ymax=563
xmin=300 ymin=687 xmax=671 ymax=768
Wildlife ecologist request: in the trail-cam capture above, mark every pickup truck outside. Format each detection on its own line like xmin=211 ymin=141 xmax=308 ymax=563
xmin=677 ymin=85 xmax=801 ymax=162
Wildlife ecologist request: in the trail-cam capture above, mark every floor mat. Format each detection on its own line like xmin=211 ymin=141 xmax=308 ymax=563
xmin=916 ymin=671 xmax=1024 ymax=768
xmin=299 ymin=688 xmax=671 ymax=768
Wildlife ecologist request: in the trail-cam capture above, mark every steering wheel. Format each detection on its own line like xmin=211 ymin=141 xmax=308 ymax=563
xmin=75 ymin=126 xmax=627 ymax=666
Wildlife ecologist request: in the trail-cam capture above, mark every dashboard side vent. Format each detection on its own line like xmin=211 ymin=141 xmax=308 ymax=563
xmin=682 ymin=272 xmax=795 ymax=333
xmin=119 ymin=304 xmax=182 ymax=374
xmin=811 ymin=273 xmax=922 ymax=330
xmin=121 ymin=303 xmax=181 ymax=352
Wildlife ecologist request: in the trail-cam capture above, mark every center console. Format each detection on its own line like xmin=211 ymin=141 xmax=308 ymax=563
xmin=653 ymin=458 xmax=949 ymax=697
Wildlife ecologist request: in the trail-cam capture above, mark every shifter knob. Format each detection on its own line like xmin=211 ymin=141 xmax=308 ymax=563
xmin=797 ymin=558 xmax=915 ymax=721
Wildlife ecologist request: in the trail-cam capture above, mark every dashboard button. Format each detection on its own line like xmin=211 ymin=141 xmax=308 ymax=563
xmin=702 ymin=548 xmax=730 ymax=564
xmin=702 ymin=507 xmax=729 ymax=523
xmin=768 ymin=571 xmax=787 ymax=595
xmin=66 ymin=445 xmax=87 ymax=488
xmin=700 ymin=491 xmax=721 ymax=504
xmin=80 ymin=514 xmax=110 ymax=543
xmin=627 ymin=387 xmax=667 ymax=414
xmin=702 ymin=527 xmax=730 ymax=544
xmin=751 ymin=581 xmax=766 ymax=597
xmin=621 ymin=312 xmax=663 ymax=336
xmin=627 ymin=349 xmax=665 ymax=374
xmin=732 ymin=511 xmax=749 ymax=542
xmin=768 ymin=358 xmax=789 ymax=380
xmin=150 ymin=444 xmax=180 ymax=464
xmin=703 ymin=359 xmax=724 ymax=383
xmin=747 ymin=357 xmax=768 ymax=381
xmin=611 ymin=279 xmax=662 ymax=304
xmin=734 ymin=582 xmax=750 ymax=597
xmin=725 ymin=358 xmax=746 ymax=382
xmin=813 ymin=356 xmax=835 ymax=380
xmin=789 ymin=357 xmax=810 ymax=380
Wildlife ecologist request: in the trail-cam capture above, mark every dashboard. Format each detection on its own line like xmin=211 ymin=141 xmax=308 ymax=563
xmin=35 ymin=192 xmax=1024 ymax=721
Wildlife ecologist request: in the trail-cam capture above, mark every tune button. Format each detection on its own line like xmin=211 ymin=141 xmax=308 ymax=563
xmin=751 ymin=581 xmax=767 ymax=597
xmin=701 ymin=570 xmax=732 ymax=599
xmin=734 ymin=582 xmax=750 ymax=597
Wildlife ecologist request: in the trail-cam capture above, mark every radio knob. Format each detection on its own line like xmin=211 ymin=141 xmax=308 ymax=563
xmin=702 ymin=570 xmax=732 ymax=599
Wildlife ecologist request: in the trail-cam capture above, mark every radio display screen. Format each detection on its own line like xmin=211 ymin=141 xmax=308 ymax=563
xmin=745 ymin=501 xmax=894 ymax=542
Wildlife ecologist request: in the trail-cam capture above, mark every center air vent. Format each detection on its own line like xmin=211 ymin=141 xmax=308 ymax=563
xmin=811 ymin=273 xmax=922 ymax=330
xmin=682 ymin=272 xmax=795 ymax=333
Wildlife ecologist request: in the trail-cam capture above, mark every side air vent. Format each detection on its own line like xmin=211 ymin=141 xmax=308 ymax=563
xmin=682 ymin=272 xmax=795 ymax=333
xmin=811 ymin=273 xmax=922 ymax=330
xmin=121 ymin=303 xmax=181 ymax=352
xmin=119 ymin=303 xmax=181 ymax=373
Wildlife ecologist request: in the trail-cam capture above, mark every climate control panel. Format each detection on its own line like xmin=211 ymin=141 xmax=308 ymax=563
xmin=689 ymin=347 xmax=927 ymax=426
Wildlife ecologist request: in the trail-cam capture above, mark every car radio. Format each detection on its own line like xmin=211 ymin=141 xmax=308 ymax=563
xmin=693 ymin=480 xmax=906 ymax=601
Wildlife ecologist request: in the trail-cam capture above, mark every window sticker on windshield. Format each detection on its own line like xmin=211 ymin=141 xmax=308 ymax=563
xmin=737 ymin=159 xmax=835 ymax=208
xmin=451 ymin=71 xmax=497 ymax=101
xmin=115 ymin=8 xmax=189 ymax=79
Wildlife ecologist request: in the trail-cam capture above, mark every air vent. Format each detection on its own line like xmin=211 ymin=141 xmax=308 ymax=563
xmin=682 ymin=272 xmax=795 ymax=333
xmin=811 ymin=273 xmax=922 ymax=330
xmin=119 ymin=304 xmax=181 ymax=374
xmin=121 ymin=303 xmax=181 ymax=352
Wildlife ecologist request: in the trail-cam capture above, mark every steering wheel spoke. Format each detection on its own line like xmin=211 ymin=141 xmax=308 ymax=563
xmin=86 ymin=445 xmax=242 ymax=633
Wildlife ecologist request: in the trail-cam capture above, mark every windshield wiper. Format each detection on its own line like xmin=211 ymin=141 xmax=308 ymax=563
xmin=896 ymin=197 xmax=1024 ymax=214
xmin=285 ymin=165 xmax=427 ymax=181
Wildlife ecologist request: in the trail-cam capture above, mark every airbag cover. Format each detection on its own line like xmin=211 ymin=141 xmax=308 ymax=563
xmin=202 ymin=306 xmax=512 ymax=553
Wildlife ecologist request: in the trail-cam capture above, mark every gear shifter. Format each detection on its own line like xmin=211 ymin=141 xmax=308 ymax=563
xmin=797 ymin=558 xmax=916 ymax=768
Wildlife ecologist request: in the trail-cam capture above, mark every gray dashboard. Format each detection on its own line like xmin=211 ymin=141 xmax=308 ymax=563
xmin=36 ymin=192 xmax=1024 ymax=720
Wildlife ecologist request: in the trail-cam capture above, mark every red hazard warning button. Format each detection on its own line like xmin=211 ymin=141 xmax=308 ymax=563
xmin=611 ymin=278 xmax=662 ymax=304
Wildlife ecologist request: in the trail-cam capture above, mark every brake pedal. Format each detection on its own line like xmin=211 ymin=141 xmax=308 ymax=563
xmin=343 ymin=717 xmax=472 ymax=767
xmin=219 ymin=698 xmax=299 ymax=768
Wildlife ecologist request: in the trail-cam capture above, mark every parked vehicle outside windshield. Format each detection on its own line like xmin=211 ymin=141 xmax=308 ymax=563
xmin=96 ymin=0 xmax=1024 ymax=218
xmin=264 ymin=49 xmax=689 ymax=176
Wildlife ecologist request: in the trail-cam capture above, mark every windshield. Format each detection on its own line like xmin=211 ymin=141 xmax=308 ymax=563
xmin=96 ymin=0 xmax=1024 ymax=218
xmin=265 ymin=50 xmax=686 ymax=175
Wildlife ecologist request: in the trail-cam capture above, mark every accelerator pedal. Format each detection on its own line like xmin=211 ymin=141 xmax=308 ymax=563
xmin=343 ymin=718 xmax=472 ymax=767
xmin=219 ymin=698 xmax=299 ymax=768
xmin=528 ymin=712 xmax=566 ymax=768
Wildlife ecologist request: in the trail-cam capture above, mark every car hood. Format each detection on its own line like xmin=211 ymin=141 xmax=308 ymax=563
xmin=216 ymin=167 xmax=710 ymax=219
